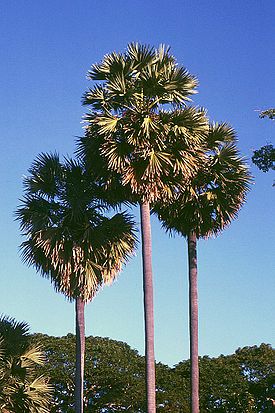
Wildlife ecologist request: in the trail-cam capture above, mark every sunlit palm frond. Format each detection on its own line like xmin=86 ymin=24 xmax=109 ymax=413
xmin=84 ymin=42 xmax=198 ymax=115
xmin=161 ymin=66 xmax=198 ymax=104
xmin=96 ymin=115 xmax=119 ymax=134
xmin=88 ymin=51 xmax=127 ymax=80
xmin=127 ymin=42 xmax=155 ymax=70
xmin=164 ymin=107 xmax=208 ymax=142
xmin=0 ymin=316 xmax=52 ymax=412
xmin=20 ymin=346 xmax=45 ymax=368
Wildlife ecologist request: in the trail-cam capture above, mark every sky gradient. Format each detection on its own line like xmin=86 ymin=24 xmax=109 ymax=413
xmin=1 ymin=0 xmax=274 ymax=366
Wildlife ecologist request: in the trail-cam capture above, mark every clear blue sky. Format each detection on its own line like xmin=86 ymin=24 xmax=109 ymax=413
xmin=1 ymin=0 xmax=274 ymax=367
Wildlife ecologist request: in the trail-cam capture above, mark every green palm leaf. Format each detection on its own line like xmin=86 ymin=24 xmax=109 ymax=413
xmin=0 ymin=316 xmax=52 ymax=412
xmin=153 ymin=122 xmax=252 ymax=238
xmin=16 ymin=153 xmax=137 ymax=302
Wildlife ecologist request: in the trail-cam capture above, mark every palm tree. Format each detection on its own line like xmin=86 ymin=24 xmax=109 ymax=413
xmin=153 ymin=123 xmax=251 ymax=412
xmin=16 ymin=153 xmax=137 ymax=413
xmin=0 ymin=315 xmax=52 ymax=412
xmin=79 ymin=43 xmax=209 ymax=413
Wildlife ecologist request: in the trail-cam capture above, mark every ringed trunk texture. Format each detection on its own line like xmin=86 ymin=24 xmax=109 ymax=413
xmin=140 ymin=201 xmax=156 ymax=413
xmin=188 ymin=231 xmax=199 ymax=413
xmin=75 ymin=297 xmax=85 ymax=413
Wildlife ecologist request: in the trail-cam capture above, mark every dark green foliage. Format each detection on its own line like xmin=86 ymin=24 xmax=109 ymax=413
xmin=175 ymin=343 xmax=275 ymax=412
xmin=35 ymin=334 xmax=146 ymax=412
xmin=252 ymin=108 xmax=275 ymax=185
xmin=235 ymin=344 xmax=275 ymax=412
xmin=0 ymin=316 xmax=52 ymax=412
xmin=35 ymin=333 xmax=188 ymax=412
xmin=34 ymin=334 xmax=274 ymax=412
xmin=252 ymin=144 xmax=275 ymax=173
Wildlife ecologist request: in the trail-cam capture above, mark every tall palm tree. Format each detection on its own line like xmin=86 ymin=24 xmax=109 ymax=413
xmin=79 ymin=43 xmax=209 ymax=413
xmin=153 ymin=123 xmax=251 ymax=412
xmin=0 ymin=315 xmax=52 ymax=413
xmin=16 ymin=153 xmax=137 ymax=413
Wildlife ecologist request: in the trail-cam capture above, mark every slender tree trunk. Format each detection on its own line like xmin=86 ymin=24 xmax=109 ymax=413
xmin=140 ymin=201 xmax=156 ymax=413
xmin=188 ymin=231 xmax=199 ymax=413
xmin=75 ymin=297 xmax=85 ymax=413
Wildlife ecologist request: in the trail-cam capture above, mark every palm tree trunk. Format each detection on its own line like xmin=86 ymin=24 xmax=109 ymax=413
xmin=140 ymin=201 xmax=156 ymax=413
xmin=75 ymin=297 xmax=85 ymax=413
xmin=188 ymin=231 xmax=199 ymax=413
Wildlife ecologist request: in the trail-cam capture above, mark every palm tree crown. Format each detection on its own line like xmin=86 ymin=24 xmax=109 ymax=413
xmin=79 ymin=43 xmax=209 ymax=204
xmin=154 ymin=122 xmax=252 ymax=238
xmin=16 ymin=153 xmax=137 ymax=302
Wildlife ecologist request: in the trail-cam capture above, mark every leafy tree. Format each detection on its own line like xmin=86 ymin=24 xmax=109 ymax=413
xmin=154 ymin=122 xmax=251 ymax=413
xmin=16 ymin=154 xmax=137 ymax=413
xmin=234 ymin=344 xmax=275 ymax=412
xmin=252 ymin=108 xmax=275 ymax=185
xmin=33 ymin=333 xmax=274 ymax=412
xmin=252 ymin=144 xmax=275 ymax=173
xmin=34 ymin=333 xmax=188 ymax=412
xmin=0 ymin=316 xmax=52 ymax=412
xmin=33 ymin=333 xmax=143 ymax=412
xmin=79 ymin=42 xmax=209 ymax=413
xmin=175 ymin=344 xmax=275 ymax=412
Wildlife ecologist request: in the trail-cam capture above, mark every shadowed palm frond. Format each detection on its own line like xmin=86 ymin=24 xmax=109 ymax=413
xmin=207 ymin=122 xmax=237 ymax=151
xmin=23 ymin=152 xmax=63 ymax=198
xmin=0 ymin=316 xmax=30 ymax=358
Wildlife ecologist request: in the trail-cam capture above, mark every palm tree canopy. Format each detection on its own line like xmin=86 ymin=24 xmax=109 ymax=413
xmin=16 ymin=153 xmax=137 ymax=302
xmin=153 ymin=122 xmax=252 ymax=238
xmin=83 ymin=43 xmax=198 ymax=110
xmin=0 ymin=315 xmax=52 ymax=413
xmin=79 ymin=43 xmax=210 ymax=203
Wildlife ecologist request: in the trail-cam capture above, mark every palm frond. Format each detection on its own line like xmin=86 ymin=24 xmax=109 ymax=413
xmin=16 ymin=153 xmax=137 ymax=303
xmin=0 ymin=317 xmax=52 ymax=412
xmin=24 ymin=152 xmax=62 ymax=198
xmin=153 ymin=124 xmax=252 ymax=239
xmin=127 ymin=42 xmax=155 ymax=69
xmin=20 ymin=346 xmax=45 ymax=368
xmin=207 ymin=122 xmax=237 ymax=150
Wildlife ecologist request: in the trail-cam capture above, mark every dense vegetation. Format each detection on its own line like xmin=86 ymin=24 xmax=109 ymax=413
xmin=34 ymin=334 xmax=274 ymax=412
xmin=0 ymin=317 xmax=52 ymax=413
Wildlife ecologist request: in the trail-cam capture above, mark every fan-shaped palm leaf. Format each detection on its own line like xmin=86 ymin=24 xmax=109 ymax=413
xmin=0 ymin=316 xmax=52 ymax=412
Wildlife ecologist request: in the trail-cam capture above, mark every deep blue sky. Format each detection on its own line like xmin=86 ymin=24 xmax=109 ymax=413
xmin=1 ymin=1 xmax=274 ymax=366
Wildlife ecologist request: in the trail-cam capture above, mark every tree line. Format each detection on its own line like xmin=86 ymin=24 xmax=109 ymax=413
xmin=36 ymin=333 xmax=275 ymax=412
xmin=0 ymin=316 xmax=273 ymax=411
